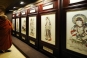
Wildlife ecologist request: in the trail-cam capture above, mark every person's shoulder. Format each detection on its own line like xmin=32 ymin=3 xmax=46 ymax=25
xmin=3 ymin=15 xmax=8 ymax=19
xmin=0 ymin=15 xmax=8 ymax=20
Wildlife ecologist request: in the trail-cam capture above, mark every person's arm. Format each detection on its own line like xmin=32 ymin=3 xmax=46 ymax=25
xmin=7 ymin=19 xmax=13 ymax=30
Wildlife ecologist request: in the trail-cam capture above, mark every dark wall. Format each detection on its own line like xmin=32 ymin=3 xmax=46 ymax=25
xmin=6 ymin=12 xmax=13 ymax=21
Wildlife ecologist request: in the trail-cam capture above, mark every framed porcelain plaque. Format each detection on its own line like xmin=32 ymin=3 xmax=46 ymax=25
xmin=66 ymin=9 xmax=87 ymax=55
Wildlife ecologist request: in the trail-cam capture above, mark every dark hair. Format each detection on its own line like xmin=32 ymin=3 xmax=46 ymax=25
xmin=76 ymin=17 xmax=83 ymax=21
xmin=0 ymin=5 xmax=5 ymax=12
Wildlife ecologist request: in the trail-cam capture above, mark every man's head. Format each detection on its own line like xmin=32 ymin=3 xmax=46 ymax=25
xmin=0 ymin=6 xmax=7 ymax=19
xmin=0 ymin=6 xmax=5 ymax=15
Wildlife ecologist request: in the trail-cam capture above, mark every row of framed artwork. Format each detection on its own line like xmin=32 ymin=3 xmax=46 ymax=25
xmin=12 ymin=5 xmax=87 ymax=58
xmin=11 ymin=1 xmax=59 ymax=57
xmin=12 ymin=11 xmax=59 ymax=57
xmin=12 ymin=12 xmax=56 ymax=45
xmin=11 ymin=0 xmax=87 ymax=58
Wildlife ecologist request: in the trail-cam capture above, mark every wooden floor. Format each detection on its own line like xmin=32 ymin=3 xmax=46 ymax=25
xmin=12 ymin=36 xmax=49 ymax=58
xmin=0 ymin=44 xmax=26 ymax=58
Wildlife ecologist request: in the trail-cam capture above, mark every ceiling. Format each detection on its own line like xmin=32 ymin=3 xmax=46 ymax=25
xmin=0 ymin=0 xmax=17 ymax=12
xmin=0 ymin=0 xmax=15 ymax=9
xmin=0 ymin=0 xmax=39 ymax=13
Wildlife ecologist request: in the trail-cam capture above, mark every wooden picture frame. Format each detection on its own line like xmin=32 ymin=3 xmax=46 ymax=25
xmin=61 ymin=1 xmax=87 ymax=58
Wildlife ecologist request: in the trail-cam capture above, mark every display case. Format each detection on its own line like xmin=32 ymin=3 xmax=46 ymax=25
xmin=15 ymin=17 xmax=20 ymax=38
xmin=27 ymin=5 xmax=39 ymax=49
xmin=15 ymin=10 xmax=21 ymax=39
xmin=38 ymin=0 xmax=59 ymax=57
xmin=12 ymin=11 xmax=16 ymax=36
xmin=20 ymin=8 xmax=28 ymax=42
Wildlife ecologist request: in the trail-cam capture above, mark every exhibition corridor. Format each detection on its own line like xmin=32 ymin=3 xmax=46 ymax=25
xmin=0 ymin=0 xmax=87 ymax=58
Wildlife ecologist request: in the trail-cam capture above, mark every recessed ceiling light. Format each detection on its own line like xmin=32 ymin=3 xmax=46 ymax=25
xmin=13 ymin=7 xmax=16 ymax=9
xmin=9 ymin=10 xmax=13 ymax=11
xmin=20 ymin=1 xmax=24 ymax=4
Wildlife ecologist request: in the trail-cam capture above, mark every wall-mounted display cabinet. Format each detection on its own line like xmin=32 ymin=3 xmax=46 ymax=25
xmin=27 ymin=7 xmax=39 ymax=49
xmin=38 ymin=0 xmax=60 ymax=58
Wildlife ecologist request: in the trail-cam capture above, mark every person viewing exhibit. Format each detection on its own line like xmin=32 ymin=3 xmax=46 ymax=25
xmin=0 ymin=6 xmax=12 ymax=53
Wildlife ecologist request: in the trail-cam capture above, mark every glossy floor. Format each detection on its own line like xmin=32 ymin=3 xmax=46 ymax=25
xmin=0 ymin=44 xmax=26 ymax=58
